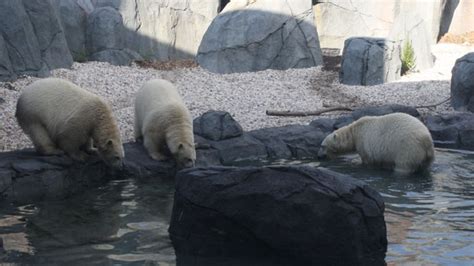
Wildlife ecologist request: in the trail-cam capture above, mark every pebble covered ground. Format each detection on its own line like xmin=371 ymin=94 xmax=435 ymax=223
xmin=0 ymin=43 xmax=471 ymax=152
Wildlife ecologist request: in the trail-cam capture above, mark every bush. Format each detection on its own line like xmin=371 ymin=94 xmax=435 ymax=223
xmin=401 ymin=38 xmax=416 ymax=75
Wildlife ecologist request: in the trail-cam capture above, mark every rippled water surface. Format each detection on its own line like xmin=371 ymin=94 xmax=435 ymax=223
xmin=0 ymin=149 xmax=473 ymax=265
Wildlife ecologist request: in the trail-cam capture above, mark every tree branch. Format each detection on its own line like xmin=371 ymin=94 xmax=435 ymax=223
xmin=266 ymin=106 xmax=353 ymax=117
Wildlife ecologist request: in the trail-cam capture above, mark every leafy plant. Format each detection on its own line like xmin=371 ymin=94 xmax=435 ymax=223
xmin=401 ymin=38 xmax=416 ymax=75
xmin=74 ymin=51 xmax=88 ymax=63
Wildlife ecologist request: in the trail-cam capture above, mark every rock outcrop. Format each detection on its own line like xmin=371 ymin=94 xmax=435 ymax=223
xmin=197 ymin=0 xmax=323 ymax=73
xmin=169 ymin=166 xmax=387 ymax=265
xmin=314 ymin=0 xmax=447 ymax=49
xmin=339 ymin=37 xmax=401 ymax=85
xmin=86 ymin=7 xmax=142 ymax=65
xmin=0 ymin=143 xmax=175 ymax=204
xmin=3 ymin=109 xmax=474 ymax=204
xmin=193 ymin=111 xmax=243 ymax=141
xmin=424 ymin=112 xmax=474 ymax=150
xmin=0 ymin=0 xmax=73 ymax=81
xmin=91 ymin=0 xmax=220 ymax=60
xmin=51 ymin=0 xmax=89 ymax=61
xmin=451 ymin=52 xmax=474 ymax=112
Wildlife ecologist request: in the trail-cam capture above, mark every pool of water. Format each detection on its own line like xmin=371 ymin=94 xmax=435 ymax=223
xmin=0 ymin=149 xmax=473 ymax=265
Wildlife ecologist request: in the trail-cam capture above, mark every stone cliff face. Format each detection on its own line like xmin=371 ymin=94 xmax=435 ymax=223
xmin=90 ymin=0 xmax=220 ymax=60
xmin=0 ymin=0 xmax=73 ymax=81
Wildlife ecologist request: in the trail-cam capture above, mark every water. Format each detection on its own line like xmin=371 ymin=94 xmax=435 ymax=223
xmin=0 ymin=149 xmax=473 ymax=265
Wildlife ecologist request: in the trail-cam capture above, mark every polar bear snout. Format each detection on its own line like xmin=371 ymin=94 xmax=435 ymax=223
xmin=317 ymin=147 xmax=328 ymax=160
xmin=178 ymin=157 xmax=195 ymax=169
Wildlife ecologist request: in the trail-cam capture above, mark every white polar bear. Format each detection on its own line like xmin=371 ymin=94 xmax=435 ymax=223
xmin=16 ymin=78 xmax=124 ymax=168
xmin=134 ymin=79 xmax=196 ymax=168
xmin=318 ymin=112 xmax=435 ymax=175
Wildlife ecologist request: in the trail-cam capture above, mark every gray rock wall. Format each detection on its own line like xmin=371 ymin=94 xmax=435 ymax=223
xmin=0 ymin=0 xmax=72 ymax=81
xmin=316 ymin=0 xmax=474 ymax=44
xmin=91 ymin=0 xmax=220 ymax=60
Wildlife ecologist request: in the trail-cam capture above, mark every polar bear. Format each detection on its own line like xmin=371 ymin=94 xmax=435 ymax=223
xmin=134 ymin=79 xmax=195 ymax=168
xmin=16 ymin=78 xmax=124 ymax=168
xmin=317 ymin=112 xmax=434 ymax=175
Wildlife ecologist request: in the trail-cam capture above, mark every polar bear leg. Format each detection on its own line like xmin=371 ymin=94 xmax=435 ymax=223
xmin=27 ymin=123 xmax=63 ymax=155
xmin=394 ymin=163 xmax=413 ymax=176
xmin=134 ymin=119 xmax=143 ymax=142
xmin=84 ymin=138 xmax=97 ymax=154
xmin=144 ymin=135 xmax=167 ymax=161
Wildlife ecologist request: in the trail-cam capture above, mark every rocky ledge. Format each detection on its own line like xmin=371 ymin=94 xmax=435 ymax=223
xmin=169 ymin=166 xmax=387 ymax=266
xmin=0 ymin=143 xmax=175 ymax=204
xmin=2 ymin=107 xmax=473 ymax=203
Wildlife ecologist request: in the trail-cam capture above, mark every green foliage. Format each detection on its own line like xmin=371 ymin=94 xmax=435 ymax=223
xmin=401 ymin=38 xmax=416 ymax=75
xmin=74 ymin=51 xmax=88 ymax=63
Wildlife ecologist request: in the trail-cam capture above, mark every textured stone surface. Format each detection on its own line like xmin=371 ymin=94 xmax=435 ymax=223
xmin=424 ymin=112 xmax=474 ymax=150
xmin=52 ymin=0 xmax=89 ymax=60
xmin=86 ymin=7 xmax=125 ymax=54
xmin=451 ymin=52 xmax=474 ymax=112
xmin=85 ymin=7 xmax=143 ymax=65
xmin=314 ymin=0 xmax=446 ymax=49
xmin=340 ymin=37 xmax=401 ymax=85
xmin=193 ymin=111 xmax=243 ymax=141
xmin=250 ymin=125 xmax=327 ymax=159
xmin=92 ymin=0 xmax=220 ymax=60
xmin=2 ymin=109 xmax=474 ymax=203
xmin=22 ymin=0 xmax=73 ymax=70
xmin=0 ymin=35 xmax=15 ymax=81
xmin=169 ymin=166 xmax=387 ymax=265
xmin=0 ymin=0 xmax=43 ymax=79
xmin=0 ymin=143 xmax=175 ymax=204
xmin=0 ymin=0 xmax=73 ymax=81
xmin=197 ymin=0 xmax=323 ymax=73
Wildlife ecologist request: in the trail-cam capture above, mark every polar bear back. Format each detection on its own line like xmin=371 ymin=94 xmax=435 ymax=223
xmin=352 ymin=112 xmax=434 ymax=169
xmin=135 ymin=79 xmax=185 ymax=122
xmin=17 ymin=78 xmax=100 ymax=136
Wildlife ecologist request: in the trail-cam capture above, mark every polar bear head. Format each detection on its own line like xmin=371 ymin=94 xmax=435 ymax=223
xmin=318 ymin=126 xmax=355 ymax=159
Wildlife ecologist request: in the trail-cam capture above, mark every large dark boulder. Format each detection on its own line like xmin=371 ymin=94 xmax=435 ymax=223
xmin=197 ymin=1 xmax=323 ymax=73
xmin=451 ymin=52 xmax=474 ymax=112
xmin=340 ymin=37 xmax=401 ymax=86
xmin=250 ymin=124 xmax=326 ymax=159
xmin=193 ymin=111 xmax=243 ymax=141
xmin=424 ymin=112 xmax=474 ymax=150
xmin=169 ymin=166 xmax=387 ymax=265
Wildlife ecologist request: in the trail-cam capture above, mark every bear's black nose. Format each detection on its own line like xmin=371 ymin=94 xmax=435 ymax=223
xmin=317 ymin=149 xmax=327 ymax=160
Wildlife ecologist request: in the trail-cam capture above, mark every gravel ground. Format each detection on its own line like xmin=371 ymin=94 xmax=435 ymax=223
xmin=0 ymin=44 xmax=471 ymax=152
